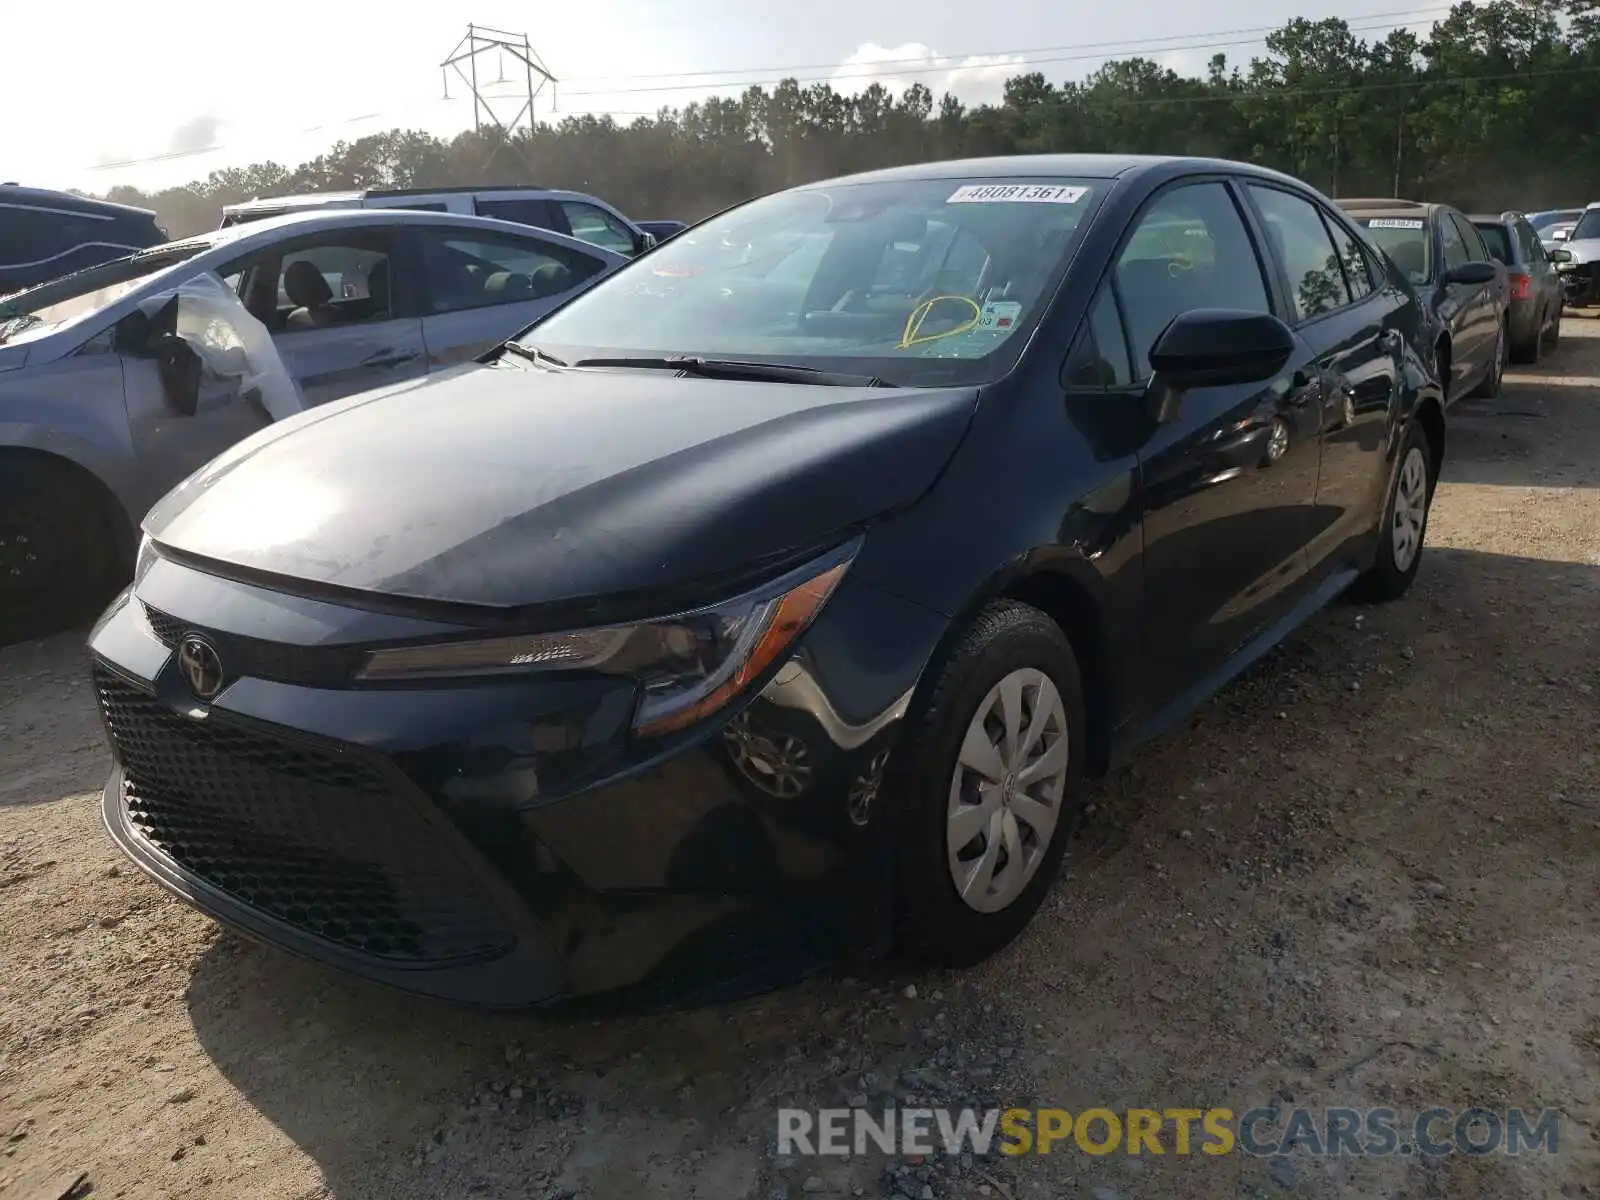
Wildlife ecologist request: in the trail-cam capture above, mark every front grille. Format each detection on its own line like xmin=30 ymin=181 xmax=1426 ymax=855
xmin=96 ymin=670 xmax=514 ymax=965
xmin=141 ymin=602 xmax=366 ymax=687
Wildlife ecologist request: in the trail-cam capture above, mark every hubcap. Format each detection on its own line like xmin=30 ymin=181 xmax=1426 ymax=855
xmin=946 ymin=667 xmax=1070 ymax=914
xmin=1392 ymin=445 xmax=1429 ymax=572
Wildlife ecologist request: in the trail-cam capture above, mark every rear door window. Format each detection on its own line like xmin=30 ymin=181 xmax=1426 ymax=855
xmin=475 ymin=198 xmax=559 ymax=230
xmin=1248 ymin=184 xmax=1353 ymax=322
xmin=416 ymin=229 xmax=607 ymax=315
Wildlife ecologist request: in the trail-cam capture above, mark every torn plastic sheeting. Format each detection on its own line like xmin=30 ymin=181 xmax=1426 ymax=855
xmin=138 ymin=271 xmax=306 ymax=422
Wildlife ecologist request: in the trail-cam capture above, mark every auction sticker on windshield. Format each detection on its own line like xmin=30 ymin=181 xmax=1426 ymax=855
xmin=978 ymin=300 xmax=1023 ymax=329
xmin=1366 ymin=218 xmax=1425 ymax=229
xmin=947 ymin=184 xmax=1090 ymax=204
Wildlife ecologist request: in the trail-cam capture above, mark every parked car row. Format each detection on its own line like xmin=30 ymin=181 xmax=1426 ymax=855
xmin=80 ymin=153 xmax=1510 ymax=1009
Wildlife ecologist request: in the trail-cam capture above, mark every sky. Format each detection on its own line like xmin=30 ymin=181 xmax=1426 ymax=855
xmin=4 ymin=0 xmax=1450 ymax=195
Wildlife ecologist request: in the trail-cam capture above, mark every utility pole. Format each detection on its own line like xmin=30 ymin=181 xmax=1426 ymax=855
xmin=440 ymin=24 xmax=557 ymax=174
xmin=1392 ymin=109 xmax=1404 ymax=197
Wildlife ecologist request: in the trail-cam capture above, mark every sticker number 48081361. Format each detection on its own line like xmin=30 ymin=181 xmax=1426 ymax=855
xmin=1366 ymin=218 xmax=1425 ymax=230
xmin=947 ymin=184 xmax=1090 ymax=205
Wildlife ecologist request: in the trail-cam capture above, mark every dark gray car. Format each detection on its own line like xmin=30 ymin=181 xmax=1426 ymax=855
xmin=1470 ymin=211 xmax=1569 ymax=362
xmin=0 ymin=209 xmax=626 ymax=642
xmin=1339 ymin=198 xmax=1509 ymax=406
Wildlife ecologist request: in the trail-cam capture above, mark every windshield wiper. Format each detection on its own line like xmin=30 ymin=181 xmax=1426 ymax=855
xmin=500 ymin=342 xmax=568 ymax=368
xmin=570 ymin=355 xmax=893 ymax=387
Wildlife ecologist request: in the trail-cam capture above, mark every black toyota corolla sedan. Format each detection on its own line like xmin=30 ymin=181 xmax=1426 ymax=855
xmin=89 ymin=155 xmax=1446 ymax=1008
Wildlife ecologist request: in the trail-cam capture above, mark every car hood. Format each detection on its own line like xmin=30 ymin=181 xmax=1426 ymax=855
xmin=144 ymin=361 xmax=979 ymax=611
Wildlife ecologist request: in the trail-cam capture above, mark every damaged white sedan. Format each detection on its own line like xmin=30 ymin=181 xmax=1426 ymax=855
xmin=0 ymin=208 xmax=624 ymax=642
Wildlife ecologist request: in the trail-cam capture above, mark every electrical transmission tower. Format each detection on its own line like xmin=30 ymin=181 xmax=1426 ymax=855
xmin=440 ymin=24 xmax=557 ymax=172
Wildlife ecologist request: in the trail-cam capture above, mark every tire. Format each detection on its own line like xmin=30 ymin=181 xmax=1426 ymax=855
xmin=1348 ymin=420 xmax=1435 ymax=604
xmin=1511 ymin=310 xmax=1542 ymax=364
xmin=896 ymin=600 xmax=1087 ymax=968
xmin=1542 ymin=297 xmax=1563 ymax=348
xmin=1470 ymin=321 xmax=1507 ymax=398
xmin=0 ymin=458 xmax=123 ymax=646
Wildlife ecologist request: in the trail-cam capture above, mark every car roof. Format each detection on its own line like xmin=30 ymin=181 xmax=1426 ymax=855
xmin=190 ymin=207 xmax=629 ymax=260
xmin=220 ymin=185 xmax=616 ymax=215
xmin=0 ymin=184 xmax=159 ymax=221
xmin=1337 ymin=197 xmax=1452 ymax=220
xmin=799 ymin=153 xmax=1317 ymax=191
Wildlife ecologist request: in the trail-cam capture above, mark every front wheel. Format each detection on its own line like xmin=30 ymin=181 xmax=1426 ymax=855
xmin=896 ymin=601 xmax=1086 ymax=968
xmin=1348 ymin=420 xmax=1435 ymax=604
xmin=0 ymin=459 xmax=122 ymax=645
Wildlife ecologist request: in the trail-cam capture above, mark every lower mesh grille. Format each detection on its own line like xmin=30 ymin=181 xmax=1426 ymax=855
xmin=96 ymin=670 xmax=513 ymax=965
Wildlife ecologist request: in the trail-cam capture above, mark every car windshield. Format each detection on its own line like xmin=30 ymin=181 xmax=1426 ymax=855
xmin=518 ymin=176 xmax=1107 ymax=387
xmin=1569 ymin=210 xmax=1600 ymax=241
xmin=0 ymin=241 xmax=213 ymax=345
xmin=1353 ymin=217 xmax=1431 ymax=285
xmin=1474 ymin=223 xmax=1513 ymax=264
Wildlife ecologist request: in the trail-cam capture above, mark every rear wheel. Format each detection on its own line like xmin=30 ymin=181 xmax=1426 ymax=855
xmin=896 ymin=601 xmax=1086 ymax=967
xmin=1470 ymin=321 xmax=1507 ymax=398
xmin=1512 ymin=309 xmax=1543 ymax=364
xmin=1348 ymin=420 xmax=1435 ymax=604
xmin=0 ymin=458 xmax=123 ymax=645
xmin=1542 ymin=296 xmax=1564 ymax=348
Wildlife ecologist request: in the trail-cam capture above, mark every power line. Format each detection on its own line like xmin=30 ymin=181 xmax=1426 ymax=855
xmin=77 ymin=5 xmax=1469 ymax=176
xmin=557 ymin=10 xmax=1455 ymax=98
xmin=553 ymin=4 xmax=1453 ymax=86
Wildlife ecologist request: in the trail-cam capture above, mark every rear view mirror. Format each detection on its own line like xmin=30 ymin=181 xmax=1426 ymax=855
xmin=1550 ymin=248 xmax=1574 ymax=264
xmin=1441 ymin=261 xmax=1497 ymax=287
xmin=1146 ymin=308 xmax=1296 ymax=422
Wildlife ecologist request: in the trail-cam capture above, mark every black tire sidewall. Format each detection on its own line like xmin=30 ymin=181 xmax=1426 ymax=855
xmin=0 ymin=460 xmax=116 ymax=644
xmin=896 ymin=602 xmax=1087 ymax=967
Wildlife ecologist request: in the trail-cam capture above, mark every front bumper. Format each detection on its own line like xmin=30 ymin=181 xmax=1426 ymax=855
xmin=88 ymin=554 xmax=947 ymax=1008
xmin=1560 ymin=263 xmax=1600 ymax=306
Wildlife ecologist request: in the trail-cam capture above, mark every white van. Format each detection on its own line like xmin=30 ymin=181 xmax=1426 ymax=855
xmin=220 ymin=186 xmax=655 ymax=257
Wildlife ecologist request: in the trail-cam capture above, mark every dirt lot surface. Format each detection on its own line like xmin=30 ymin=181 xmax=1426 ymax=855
xmin=3 ymin=323 xmax=1598 ymax=1200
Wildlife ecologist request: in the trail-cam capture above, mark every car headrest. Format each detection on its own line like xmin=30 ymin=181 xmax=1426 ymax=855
xmin=284 ymin=260 xmax=333 ymax=308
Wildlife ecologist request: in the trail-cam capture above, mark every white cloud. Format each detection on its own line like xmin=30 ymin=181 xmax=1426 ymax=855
xmin=830 ymin=43 xmax=1028 ymax=107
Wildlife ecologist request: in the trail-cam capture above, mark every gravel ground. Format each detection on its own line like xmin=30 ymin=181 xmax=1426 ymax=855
xmin=2 ymin=322 xmax=1598 ymax=1200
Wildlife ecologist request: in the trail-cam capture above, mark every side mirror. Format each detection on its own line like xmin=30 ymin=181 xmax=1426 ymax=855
xmin=1441 ymin=261 xmax=1497 ymax=287
xmin=1145 ymin=308 xmax=1296 ymax=423
xmin=635 ymin=230 xmax=657 ymax=255
xmin=153 ymin=333 xmax=202 ymax=417
xmin=1550 ymin=248 xmax=1574 ymax=264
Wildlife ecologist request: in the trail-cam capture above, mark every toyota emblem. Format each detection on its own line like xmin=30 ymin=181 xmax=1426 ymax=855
xmin=177 ymin=635 xmax=225 ymax=700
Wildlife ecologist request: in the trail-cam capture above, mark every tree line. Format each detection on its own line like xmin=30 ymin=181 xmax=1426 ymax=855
xmin=104 ymin=0 xmax=1600 ymax=238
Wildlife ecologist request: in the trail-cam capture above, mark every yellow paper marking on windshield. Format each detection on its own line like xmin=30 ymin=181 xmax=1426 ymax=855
xmin=899 ymin=296 xmax=982 ymax=348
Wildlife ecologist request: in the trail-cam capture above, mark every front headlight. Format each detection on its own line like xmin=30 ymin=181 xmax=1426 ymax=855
xmin=356 ymin=540 xmax=859 ymax=736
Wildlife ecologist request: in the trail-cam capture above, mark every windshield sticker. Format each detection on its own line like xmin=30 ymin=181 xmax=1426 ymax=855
xmin=1366 ymin=218 xmax=1424 ymax=230
xmin=947 ymin=184 xmax=1090 ymax=205
xmin=977 ymin=300 xmax=1023 ymax=330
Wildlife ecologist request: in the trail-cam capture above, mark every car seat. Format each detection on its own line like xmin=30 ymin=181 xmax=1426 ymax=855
xmin=284 ymin=261 xmax=337 ymax=330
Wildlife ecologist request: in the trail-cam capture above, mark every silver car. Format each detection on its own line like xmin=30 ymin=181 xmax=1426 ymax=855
xmin=0 ymin=209 xmax=626 ymax=642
